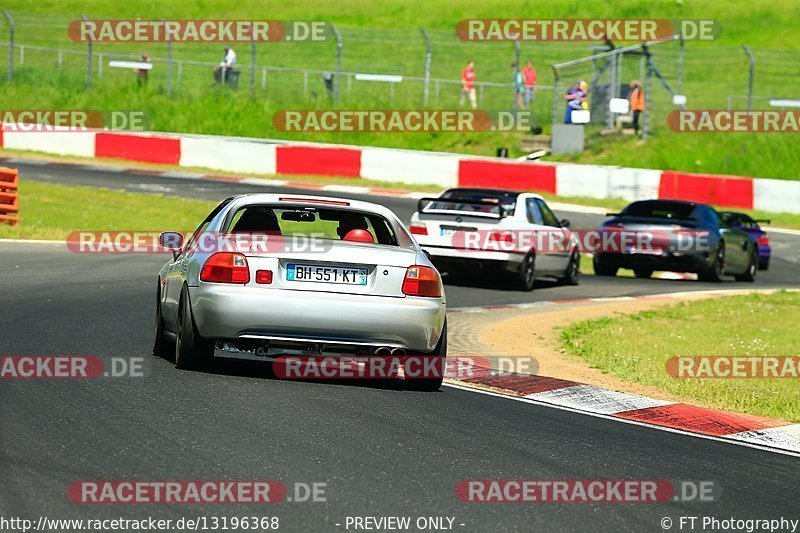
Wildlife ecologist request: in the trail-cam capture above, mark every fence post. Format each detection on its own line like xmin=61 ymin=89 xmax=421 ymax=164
xmin=331 ymin=25 xmax=342 ymax=104
xmin=642 ymin=45 xmax=652 ymax=140
xmin=98 ymin=52 xmax=103 ymax=78
xmin=551 ymin=65 xmax=561 ymax=128
xmin=677 ymin=34 xmax=684 ymax=94
xmin=607 ymin=53 xmax=617 ymax=130
xmin=742 ymin=45 xmax=755 ymax=111
xmin=250 ymin=41 xmax=255 ymax=97
xmin=81 ymin=14 xmax=91 ymax=90
xmin=420 ymin=28 xmax=431 ymax=105
xmin=2 ymin=10 xmax=13 ymax=81
xmin=513 ymin=40 xmax=520 ymax=112
xmin=164 ymin=20 xmax=172 ymax=96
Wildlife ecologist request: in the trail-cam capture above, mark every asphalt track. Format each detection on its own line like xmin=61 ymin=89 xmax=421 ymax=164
xmin=1 ymin=160 xmax=799 ymax=532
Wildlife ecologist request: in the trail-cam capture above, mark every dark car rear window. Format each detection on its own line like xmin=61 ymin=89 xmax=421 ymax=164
xmin=623 ymin=202 xmax=696 ymax=220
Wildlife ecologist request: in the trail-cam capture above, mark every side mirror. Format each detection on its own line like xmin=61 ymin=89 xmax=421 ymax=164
xmin=560 ymin=218 xmax=571 ymax=228
xmin=159 ymin=231 xmax=184 ymax=259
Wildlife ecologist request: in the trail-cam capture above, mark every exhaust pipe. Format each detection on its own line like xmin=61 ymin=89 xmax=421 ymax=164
xmin=390 ymin=348 xmax=406 ymax=357
xmin=374 ymin=346 xmax=391 ymax=356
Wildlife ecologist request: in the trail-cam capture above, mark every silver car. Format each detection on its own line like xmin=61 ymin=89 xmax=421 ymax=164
xmin=153 ymin=194 xmax=447 ymax=390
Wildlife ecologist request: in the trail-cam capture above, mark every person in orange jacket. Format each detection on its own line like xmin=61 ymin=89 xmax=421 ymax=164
xmin=629 ymin=80 xmax=645 ymax=133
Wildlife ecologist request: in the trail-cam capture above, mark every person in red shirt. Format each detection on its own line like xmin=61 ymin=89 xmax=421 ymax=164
xmin=522 ymin=61 xmax=537 ymax=107
xmin=460 ymin=61 xmax=477 ymax=109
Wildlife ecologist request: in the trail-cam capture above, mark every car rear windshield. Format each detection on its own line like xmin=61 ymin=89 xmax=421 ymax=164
xmin=225 ymin=205 xmax=409 ymax=247
xmin=426 ymin=189 xmax=517 ymax=215
xmin=623 ymin=202 xmax=696 ymax=220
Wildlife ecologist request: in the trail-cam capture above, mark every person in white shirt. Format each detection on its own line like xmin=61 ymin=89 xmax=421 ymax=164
xmin=214 ymin=46 xmax=237 ymax=82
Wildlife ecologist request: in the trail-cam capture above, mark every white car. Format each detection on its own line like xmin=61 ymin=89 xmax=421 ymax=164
xmin=409 ymin=188 xmax=580 ymax=291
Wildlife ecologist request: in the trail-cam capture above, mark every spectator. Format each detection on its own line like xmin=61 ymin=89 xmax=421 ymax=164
xmin=579 ymin=76 xmax=589 ymax=110
xmin=629 ymin=80 xmax=645 ymax=133
xmin=564 ymin=80 xmax=585 ymax=124
xmin=459 ymin=61 xmax=477 ymax=109
xmin=214 ymin=46 xmax=237 ymax=82
xmin=135 ymin=54 xmax=150 ymax=86
xmin=511 ymin=63 xmax=525 ymax=109
xmin=522 ymin=61 xmax=537 ymax=107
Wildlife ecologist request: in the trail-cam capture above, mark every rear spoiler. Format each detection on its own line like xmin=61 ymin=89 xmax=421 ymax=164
xmin=417 ymin=197 xmax=510 ymax=219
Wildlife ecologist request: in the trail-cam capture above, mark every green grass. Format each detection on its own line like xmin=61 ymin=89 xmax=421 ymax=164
xmin=561 ymin=291 xmax=800 ymax=421
xmin=0 ymin=180 xmax=215 ymax=239
xmin=0 ymin=0 xmax=798 ymax=179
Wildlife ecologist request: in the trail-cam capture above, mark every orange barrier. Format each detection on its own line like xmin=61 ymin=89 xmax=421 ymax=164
xmin=0 ymin=167 xmax=19 ymax=225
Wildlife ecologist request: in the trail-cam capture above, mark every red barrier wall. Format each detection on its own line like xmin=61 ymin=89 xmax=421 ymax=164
xmin=95 ymin=133 xmax=181 ymax=165
xmin=276 ymin=146 xmax=361 ymax=177
xmin=658 ymin=171 xmax=754 ymax=209
xmin=458 ymin=160 xmax=557 ymax=193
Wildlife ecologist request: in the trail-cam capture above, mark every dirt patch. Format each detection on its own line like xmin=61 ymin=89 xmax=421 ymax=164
xmin=478 ymin=292 xmax=762 ymax=401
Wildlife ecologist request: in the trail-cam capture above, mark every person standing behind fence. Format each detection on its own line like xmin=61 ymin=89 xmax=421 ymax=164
xmin=522 ymin=61 xmax=537 ymax=107
xmin=460 ymin=61 xmax=477 ymax=109
xmin=511 ymin=64 xmax=525 ymax=109
xmin=135 ymin=54 xmax=150 ymax=86
xmin=214 ymin=46 xmax=237 ymax=82
xmin=629 ymin=80 xmax=645 ymax=133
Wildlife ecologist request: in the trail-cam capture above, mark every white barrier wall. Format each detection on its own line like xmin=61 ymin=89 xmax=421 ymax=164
xmin=555 ymin=164 xmax=613 ymax=198
xmin=179 ymin=136 xmax=277 ymax=175
xmin=754 ymin=178 xmax=800 ymax=215
xmin=360 ymin=147 xmax=459 ymax=187
xmin=607 ymin=167 xmax=662 ymax=202
xmin=3 ymin=131 xmax=96 ymax=158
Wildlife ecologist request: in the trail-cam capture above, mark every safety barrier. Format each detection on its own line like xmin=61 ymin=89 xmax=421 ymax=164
xmin=0 ymin=128 xmax=798 ymax=214
xmin=0 ymin=167 xmax=19 ymax=225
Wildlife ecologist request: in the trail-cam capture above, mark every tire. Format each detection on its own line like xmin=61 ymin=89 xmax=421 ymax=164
xmin=698 ymin=242 xmax=725 ymax=282
xmin=593 ymin=255 xmax=618 ymax=277
xmin=175 ymin=285 xmax=215 ymax=370
xmin=405 ymin=321 xmax=447 ymax=392
xmin=735 ymin=249 xmax=758 ymax=282
xmin=558 ymin=252 xmax=580 ymax=285
xmin=633 ymin=268 xmax=653 ymax=279
xmin=516 ymin=253 xmax=536 ymax=291
xmin=152 ymin=281 xmax=173 ymax=358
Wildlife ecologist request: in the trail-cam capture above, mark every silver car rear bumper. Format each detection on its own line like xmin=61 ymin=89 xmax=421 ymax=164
xmin=190 ymin=284 xmax=446 ymax=352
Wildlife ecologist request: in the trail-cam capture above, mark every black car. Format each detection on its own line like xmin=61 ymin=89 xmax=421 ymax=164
xmin=593 ymin=199 xmax=758 ymax=282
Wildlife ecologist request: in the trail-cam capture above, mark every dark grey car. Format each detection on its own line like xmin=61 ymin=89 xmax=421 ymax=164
xmin=593 ymin=199 xmax=758 ymax=282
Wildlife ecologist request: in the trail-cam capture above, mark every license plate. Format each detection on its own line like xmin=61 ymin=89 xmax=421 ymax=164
xmin=440 ymin=226 xmax=476 ymax=237
xmin=286 ymin=264 xmax=368 ymax=285
xmin=626 ymin=247 xmax=664 ymax=255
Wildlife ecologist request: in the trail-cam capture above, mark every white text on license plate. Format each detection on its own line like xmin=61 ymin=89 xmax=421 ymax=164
xmin=286 ymin=264 xmax=368 ymax=285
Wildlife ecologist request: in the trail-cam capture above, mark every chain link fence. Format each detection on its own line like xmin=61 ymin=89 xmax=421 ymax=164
xmin=0 ymin=10 xmax=797 ymax=142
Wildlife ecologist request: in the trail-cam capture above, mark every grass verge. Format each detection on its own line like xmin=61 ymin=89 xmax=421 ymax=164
xmin=0 ymin=180 xmax=215 ymax=240
xmin=561 ymin=291 xmax=800 ymax=421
